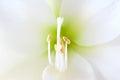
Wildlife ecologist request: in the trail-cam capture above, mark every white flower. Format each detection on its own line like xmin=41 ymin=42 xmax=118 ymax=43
xmin=0 ymin=0 xmax=120 ymax=80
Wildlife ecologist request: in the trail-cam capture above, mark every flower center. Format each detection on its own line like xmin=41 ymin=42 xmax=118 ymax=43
xmin=47 ymin=17 xmax=71 ymax=72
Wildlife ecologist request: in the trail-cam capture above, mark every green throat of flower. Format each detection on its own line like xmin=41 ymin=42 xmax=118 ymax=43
xmin=47 ymin=17 xmax=71 ymax=72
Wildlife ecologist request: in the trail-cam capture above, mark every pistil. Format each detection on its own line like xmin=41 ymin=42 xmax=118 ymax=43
xmin=55 ymin=17 xmax=64 ymax=71
xmin=46 ymin=17 xmax=71 ymax=72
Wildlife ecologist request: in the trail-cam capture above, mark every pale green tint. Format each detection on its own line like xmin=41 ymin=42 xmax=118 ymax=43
xmin=36 ymin=17 xmax=96 ymax=56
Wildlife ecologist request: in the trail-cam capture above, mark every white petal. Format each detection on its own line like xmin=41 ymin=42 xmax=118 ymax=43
xmin=82 ymin=37 xmax=120 ymax=80
xmin=0 ymin=46 xmax=26 ymax=77
xmin=61 ymin=0 xmax=120 ymax=46
xmin=1 ymin=57 xmax=48 ymax=80
xmin=42 ymin=53 xmax=97 ymax=80
xmin=0 ymin=0 xmax=56 ymax=54
xmin=46 ymin=0 xmax=63 ymax=17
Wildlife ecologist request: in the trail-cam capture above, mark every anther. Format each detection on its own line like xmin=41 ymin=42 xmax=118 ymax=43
xmin=59 ymin=39 xmax=65 ymax=54
xmin=47 ymin=34 xmax=52 ymax=65
xmin=63 ymin=36 xmax=71 ymax=44
xmin=47 ymin=34 xmax=52 ymax=42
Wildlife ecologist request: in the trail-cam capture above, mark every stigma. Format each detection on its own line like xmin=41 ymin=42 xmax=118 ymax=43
xmin=46 ymin=17 xmax=71 ymax=72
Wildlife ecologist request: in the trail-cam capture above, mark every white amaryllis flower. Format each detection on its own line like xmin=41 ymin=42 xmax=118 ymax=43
xmin=0 ymin=0 xmax=120 ymax=80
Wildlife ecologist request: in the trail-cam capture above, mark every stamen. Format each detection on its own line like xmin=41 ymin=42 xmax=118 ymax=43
xmin=47 ymin=34 xmax=52 ymax=42
xmin=47 ymin=34 xmax=52 ymax=65
xmin=63 ymin=36 xmax=71 ymax=69
xmin=46 ymin=17 xmax=71 ymax=72
xmin=60 ymin=39 xmax=64 ymax=54
xmin=63 ymin=36 xmax=71 ymax=44
xmin=64 ymin=43 xmax=68 ymax=69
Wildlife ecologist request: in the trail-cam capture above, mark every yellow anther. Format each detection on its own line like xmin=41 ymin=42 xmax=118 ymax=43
xmin=60 ymin=39 xmax=65 ymax=54
xmin=47 ymin=34 xmax=52 ymax=42
xmin=54 ymin=39 xmax=65 ymax=54
xmin=63 ymin=36 xmax=71 ymax=44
